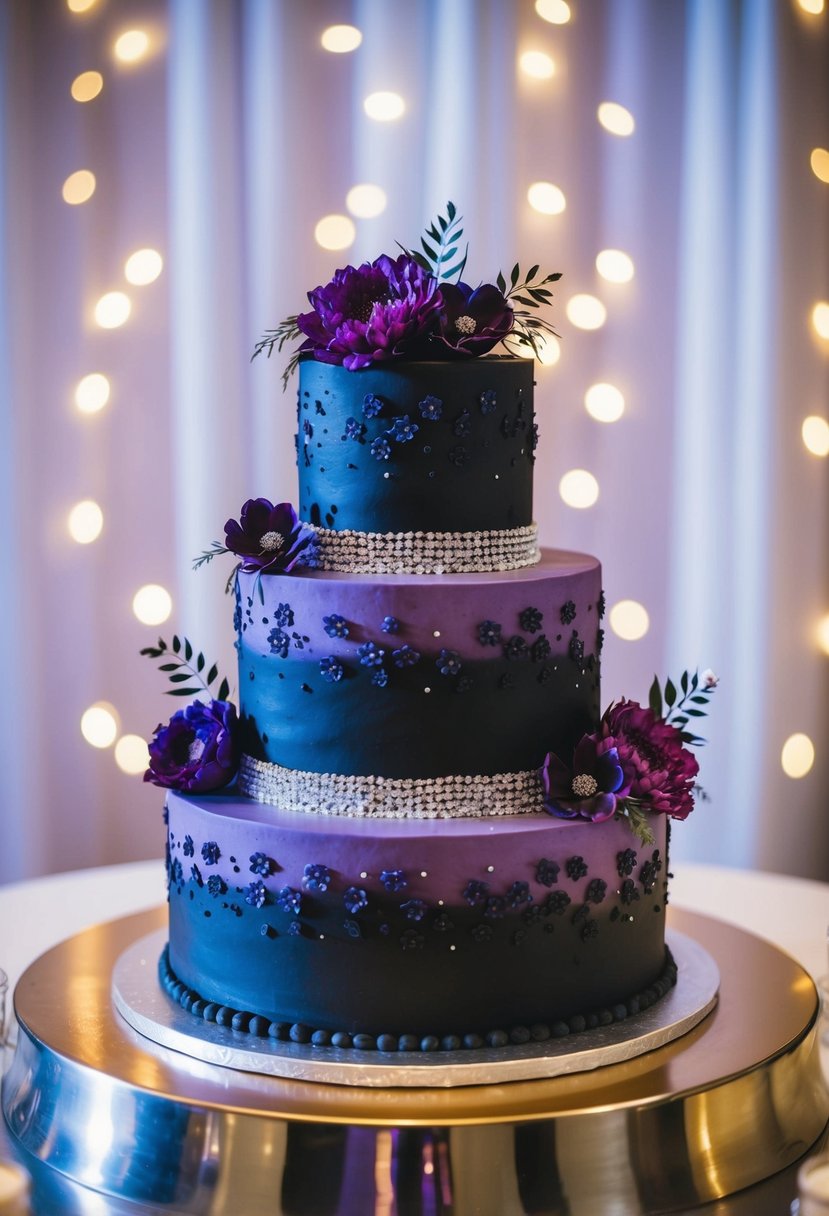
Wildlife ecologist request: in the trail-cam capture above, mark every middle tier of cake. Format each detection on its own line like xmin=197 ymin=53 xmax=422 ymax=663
xmin=235 ymin=549 xmax=603 ymax=791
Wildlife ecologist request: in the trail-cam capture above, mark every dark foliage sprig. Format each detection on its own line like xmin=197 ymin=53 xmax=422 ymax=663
xmin=252 ymin=315 xmax=302 ymax=389
xmin=617 ymin=799 xmax=656 ymax=846
xmin=497 ymin=263 xmax=563 ymax=359
xmin=401 ymin=200 xmax=468 ymax=283
xmin=648 ymin=669 xmax=718 ymax=746
xmin=140 ymin=635 xmax=231 ymax=701
xmin=193 ymin=545 xmax=242 ymax=595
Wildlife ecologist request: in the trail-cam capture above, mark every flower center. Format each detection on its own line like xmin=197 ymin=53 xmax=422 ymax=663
xmin=259 ymin=531 xmax=285 ymax=553
xmin=571 ymin=773 xmax=598 ymax=798
xmin=188 ymin=738 xmax=205 ymax=764
xmin=455 ymin=314 xmax=477 ymax=335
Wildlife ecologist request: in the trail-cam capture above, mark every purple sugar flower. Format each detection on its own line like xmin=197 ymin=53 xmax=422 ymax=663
xmin=433 ymin=281 xmax=514 ymax=356
xmin=539 ymin=734 xmax=626 ymax=822
xmin=601 ymin=700 xmax=700 ymax=820
xmin=295 ymin=254 xmax=443 ymax=371
xmin=145 ymin=699 xmax=239 ymax=793
xmin=224 ymin=499 xmax=315 ymax=574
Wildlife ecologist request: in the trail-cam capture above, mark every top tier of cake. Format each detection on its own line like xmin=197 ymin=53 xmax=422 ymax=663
xmin=297 ymin=357 xmax=535 ymax=550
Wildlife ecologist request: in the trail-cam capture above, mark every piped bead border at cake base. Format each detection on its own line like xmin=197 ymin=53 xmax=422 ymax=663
xmin=158 ymin=943 xmax=678 ymax=1054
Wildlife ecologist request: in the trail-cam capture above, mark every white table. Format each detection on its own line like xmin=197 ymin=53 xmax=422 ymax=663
xmin=1 ymin=859 xmax=827 ymax=1002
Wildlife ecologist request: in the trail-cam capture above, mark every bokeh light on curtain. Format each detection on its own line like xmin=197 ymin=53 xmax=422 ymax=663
xmin=0 ymin=0 xmax=826 ymax=882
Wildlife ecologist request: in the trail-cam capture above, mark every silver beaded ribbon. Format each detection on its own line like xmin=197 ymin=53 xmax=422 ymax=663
xmin=238 ymin=754 xmax=544 ymax=819
xmin=302 ymin=522 xmax=540 ymax=575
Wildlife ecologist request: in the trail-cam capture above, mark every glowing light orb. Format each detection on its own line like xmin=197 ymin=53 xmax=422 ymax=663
xmin=598 ymin=101 xmax=635 ymax=136
xmin=314 ymin=214 xmax=356 ymax=251
xmin=114 ymin=29 xmax=150 ymax=63
xmin=566 ymin=294 xmax=606 ymax=330
xmin=816 ymin=613 xmax=829 ymax=656
xmin=321 ymin=25 xmax=363 ymax=53
xmin=596 ymin=249 xmax=635 ymax=283
xmin=62 ymin=169 xmax=96 ymax=205
xmin=346 ymin=184 xmax=387 ymax=218
xmin=67 ymin=0 xmax=99 ymax=12
xmin=811 ymin=148 xmax=829 ymax=184
xmin=609 ymin=600 xmax=650 ymax=641
xmin=132 ymin=583 xmax=172 ymax=626
xmin=68 ymin=499 xmax=104 ymax=544
xmin=559 ymin=469 xmax=599 ymax=509
xmin=124 ymin=248 xmax=163 ymax=285
xmin=115 ymin=734 xmax=151 ymax=775
xmin=802 ymin=415 xmax=829 ymax=457
xmin=797 ymin=0 xmax=824 ymax=13
xmin=81 ymin=702 xmax=119 ymax=749
xmin=363 ymin=92 xmax=405 ymax=122
xmin=75 ymin=373 xmax=111 ymax=415
xmin=535 ymin=0 xmax=571 ymax=23
xmin=527 ymin=181 xmax=566 ymax=215
xmin=536 ymin=334 xmax=561 ymax=366
xmin=94 ymin=291 xmax=131 ymax=329
xmin=519 ymin=50 xmax=555 ymax=79
xmin=71 ymin=71 xmax=103 ymax=102
xmin=585 ymin=382 xmax=625 ymax=422
xmin=812 ymin=301 xmax=829 ymax=340
xmin=781 ymin=733 xmax=815 ymax=779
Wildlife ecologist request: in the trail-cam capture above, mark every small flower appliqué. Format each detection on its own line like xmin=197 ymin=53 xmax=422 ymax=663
xmin=274 ymin=602 xmax=294 ymax=628
xmin=362 ymin=393 xmax=384 ymax=419
xmin=370 ymin=436 xmax=392 ymax=461
xmin=343 ymin=887 xmax=368 ymax=915
xmin=303 ymin=863 xmax=332 ymax=893
xmin=245 ymin=880 xmax=267 ymax=909
xmin=201 ymin=841 xmax=220 ymax=866
xmin=386 ymin=415 xmax=419 ymax=443
xmin=249 ymin=852 xmax=273 ymax=876
xmin=319 ymin=656 xmax=344 ymax=683
xmin=560 ymin=601 xmax=577 ymax=625
xmin=206 ymin=875 xmax=226 ymax=897
xmin=535 ymin=858 xmax=560 ymax=888
xmin=358 ymin=641 xmax=385 ymax=667
xmin=504 ymin=635 xmax=530 ymax=662
xmin=418 ymin=395 xmax=443 ymax=421
xmin=268 ymin=627 xmax=291 ymax=659
xmin=342 ymin=416 xmax=366 ymax=442
xmin=400 ymin=899 xmax=428 ymax=922
xmin=392 ymin=644 xmax=421 ymax=667
xmin=371 ymin=668 xmax=389 ymax=688
xmin=479 ymin=388 xmax=497 ymax=414
xmin=183 ymin=835 xmax=194 ymax=858
xmin=380 ymin=868 xmax=407 ymax=893
xmin=477 ymin=620 xmax=501 ymax=647
xmin=520 ymin=607 xmax=543 ymax=633
xmin=565 ymin=856 xmax=588 ymax=881
xmin=323 ymin=614 xmax=349 ymax=638
xmin=276 ymin=886 xmax=302 ymax=915
xmin=453 ymin=410 xmax=471 ymax=438
xmin=380 ymin=615 xmax=400 ymax=634
xmin=436 ymin=649 xmax=462 ymax=677
xmin=463 ymin=879 xmax=489 ymax=906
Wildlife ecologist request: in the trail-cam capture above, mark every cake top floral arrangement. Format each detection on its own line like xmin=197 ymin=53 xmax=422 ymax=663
xmin=252 ymin=202 xmax=562 ymax=386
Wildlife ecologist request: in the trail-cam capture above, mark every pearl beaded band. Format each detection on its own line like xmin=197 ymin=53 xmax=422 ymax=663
xmin=238 ymin=754 xmax=543 ymax=819
xmin=303 ymin=522 xmax=540 ymax=575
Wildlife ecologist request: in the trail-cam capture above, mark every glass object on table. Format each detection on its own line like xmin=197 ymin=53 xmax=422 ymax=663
xmin=797 ymin=1154 xmax=829 ymax=1215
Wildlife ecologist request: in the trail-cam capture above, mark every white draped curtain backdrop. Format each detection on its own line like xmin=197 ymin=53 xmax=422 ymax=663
xmin=0 ymin=0 xmax=826 ymax=883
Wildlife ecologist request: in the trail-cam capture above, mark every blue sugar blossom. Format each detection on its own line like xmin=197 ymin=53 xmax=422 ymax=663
xmin=520 ymin=607 xmax=543 ymax=634
xmin=535 ymin=858 xmax=560 ymax=888
xmin=319 ymin=656 xmax=345 ymax=683
xmin=343 ymin=919 xmax=362 ymax=939
xmin=343 ymin=416 xmax=366 ymax=441
xmin=392 ymin=644 xmax=420 ymax=667
xmin=447 ymin=444 xmax=468 ymax=467
xmin=276 ymin=886 xmax=302 ymax=915
xmin=206 ymin=875 xmax=226 ymax=897
xmin=249 ymin=852 xmax=273 ymax=876
xmin=400 ymin=929 xmax=425 ymax=951
xmin=436 ymin=649 xmax=462 ymax=677
xmin=370 ymin=436 xmax=392 ymax=461
xmin=191 ymin=864 xmax=203 ymax=887
xmin=274 ymin=602 xmax=294 ymax=628
xmin=432 ymin=911 xmax=454 ymax=932
xmin=201 ymin=841 xmax=221 ymax=866
xmin=371 ymin=668 xmax=389 ymax=688
xmin=418 ymin=395 xmax=443 ymax=420
xmin=463 ymin=879 xmax=489 ymax=906
xmin=183 ymin=835 xmax=194 ymax=858
xmin=170 ymin=858 xmax=183 ymax=885
xmin=386 ymin=415 xmax=419 ymax=443
xmin=323 ymin=613 xmax=349 ymax=638
xmin=484 ymin=896 xmax=508 ymax=920
xmin=380 ymin=615 xmax=400 ymax=634
xmin=506 ymin=881 xmax=532 ymax=908
xmin=268 ymin=627 xmax=291 ymax=658
xmin=478 ymin=620 xmax=502 ymax=647
xmin=358 ymin=641 xmax=385 ymax=667
xmin=479 ymin=388 xmax=497 ymax=414
xmin=400 ymin=899 xmax=428 ymax=922
xmin=362 ymin=393 xmax=384 ymax=419
xmin=303 ymin=863 xmax=332 ymax=892
xmin=504 ymin=635 xmax=530 ymax=662
xmin=380 ymin=868 xmax=407 ymax=893
xmin=245 ymin=880 xmax=267 ymax=909
xmin=343 ymin=887 xmax=368 ymax=914
xmin=287 ymin=920 xmax=303 ymax=936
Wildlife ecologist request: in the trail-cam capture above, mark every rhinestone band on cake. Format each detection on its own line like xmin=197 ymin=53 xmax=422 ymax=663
xmin=238 ymin=754 xmax=543 ymax=819
xmin=303 ymin=522 xmax=540 ymax=575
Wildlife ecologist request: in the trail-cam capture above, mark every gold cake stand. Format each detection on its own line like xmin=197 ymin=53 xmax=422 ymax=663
xmin=2 ymin=905 xmax=827 ymax=1215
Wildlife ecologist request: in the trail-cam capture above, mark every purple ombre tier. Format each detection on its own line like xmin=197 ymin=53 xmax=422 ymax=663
xmin=236 ymin=550 xmax=603 ymax=779
xmin=166 ymin=791 xmax=669 ymax=1040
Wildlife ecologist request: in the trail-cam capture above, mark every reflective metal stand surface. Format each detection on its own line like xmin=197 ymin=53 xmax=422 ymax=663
xmin=3 ymin=906 xmax=827 ymax=1215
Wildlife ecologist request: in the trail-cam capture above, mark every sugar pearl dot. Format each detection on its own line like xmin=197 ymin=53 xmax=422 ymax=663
xmin=487 ymin=865 xmax=495 ymax=873
xmin=450 ymin=945 xmax=456 ymax=951
xmin=383 ymin=472 xmax=390 ymax=479
xmin=433 ymin=630 xmax=441 ymax=637
xmin=420 ymin=870 xmax=428 ymax=877
xmin=424 ymin=686 xmax=431 ymax=694
xmin=360 ymin=871 xmax=367 ymax=879
xmin=438 ymin=899 xmax=444 ymax=906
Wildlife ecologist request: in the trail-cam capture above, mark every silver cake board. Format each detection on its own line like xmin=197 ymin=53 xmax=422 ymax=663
xmin=112 ymin=927 xmax=719 ymax=1088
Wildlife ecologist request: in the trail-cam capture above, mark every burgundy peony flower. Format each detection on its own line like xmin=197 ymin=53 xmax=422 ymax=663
xmin=539 ymin=735 xmax=627 ymax=822
xmin=296 ymin=253 xmax=444 ymax=370
xmin=224 ymin=499 xmax=315 ymax=573
xmin=433 ymin=281 xmax=514 ymax=355
xmin=601 ymin=699 xmax=699 ymax=820
xmin=145 ymin=699 xmax=239 ymax=793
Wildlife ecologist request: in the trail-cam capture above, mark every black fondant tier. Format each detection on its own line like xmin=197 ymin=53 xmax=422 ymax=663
xmin=297 ymin=357 xmax=535 ymax=535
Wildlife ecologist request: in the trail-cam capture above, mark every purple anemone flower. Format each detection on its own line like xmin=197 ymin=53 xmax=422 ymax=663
xmin=601 ymin=700 xmax=699 ymax=820
xmin=539 ymin=734 xmax=627 ymax=822
xmin=224 ymin=499 xmax=315 ymax=573
xmin=433 ymin=282 xmax=514 ymax=356
xmin=296 ymin=254 xmax=443 ymax=370
xmin=145 ymin=699 xmax=239 ymax=793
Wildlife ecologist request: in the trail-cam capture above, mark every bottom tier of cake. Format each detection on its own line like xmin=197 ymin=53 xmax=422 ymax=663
xmin=165 ymin=790 xmax=670 ymax=1048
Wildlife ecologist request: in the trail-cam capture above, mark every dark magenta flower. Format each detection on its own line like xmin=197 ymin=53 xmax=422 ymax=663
xmin=433 ymin=282 xmax=514 ymax=355
xmin=224 ymin=499 xmax=315 ymax=573
xmin=540 ymin=735 xmax=626 ymax=821
xmin=145 ymin=699 xmax=239 ymax=793
xmin=295 ymin=254 xmax=443 ymax=370
xmin=601 ymin=700 xmax=699 ymax=820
